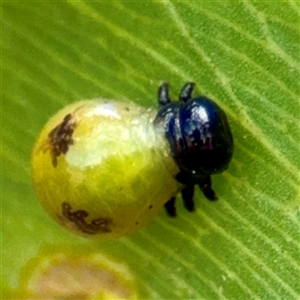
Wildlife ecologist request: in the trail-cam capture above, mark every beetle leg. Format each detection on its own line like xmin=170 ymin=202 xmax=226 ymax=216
xmin=158 ymin=82 xmax=171 ymax=106
xmin=181 ymin=185 xmax=195 ymax=212
xmin=164 ymin=197 xmax=176 ymax=217
xmin=179 ymin=82 xmax=195 ymax=102
xmin=198 ymin=176 xmax=218 ymax=201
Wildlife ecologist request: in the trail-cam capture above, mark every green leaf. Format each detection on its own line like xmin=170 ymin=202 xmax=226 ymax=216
xmin=2 ymin=1 xmax=299 ymax=299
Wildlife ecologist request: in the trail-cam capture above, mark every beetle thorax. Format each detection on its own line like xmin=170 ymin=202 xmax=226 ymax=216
xmin=154 ymin=97 xmax=234 ymax=178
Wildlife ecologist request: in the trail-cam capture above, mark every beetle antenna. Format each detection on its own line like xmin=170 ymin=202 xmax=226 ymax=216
xmin=158 ymin=82 xmax=171 ymax=106
xmin=179 ymin=82 xmax=195 ymax=102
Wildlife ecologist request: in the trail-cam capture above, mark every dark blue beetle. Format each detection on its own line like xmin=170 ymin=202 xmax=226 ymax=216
xmin=154 ymin=82 xmax=234 ymax=216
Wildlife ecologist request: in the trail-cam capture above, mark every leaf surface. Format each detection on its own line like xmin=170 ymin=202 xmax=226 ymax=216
xmin=2 ymin=2 xmax=299 ymax=299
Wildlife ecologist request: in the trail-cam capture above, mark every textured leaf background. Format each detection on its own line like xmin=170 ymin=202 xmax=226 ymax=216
xmin=2 ymin=2 xmax=299 ymax=299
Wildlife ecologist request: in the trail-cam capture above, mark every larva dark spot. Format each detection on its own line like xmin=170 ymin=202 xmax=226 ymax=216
xmin=46 ymin=114 xmax=77 ymax=167
xmin=149 ymin=205 xmax=153 ymax=209
xmin=61 ymin=202 xmax=113 ymax=234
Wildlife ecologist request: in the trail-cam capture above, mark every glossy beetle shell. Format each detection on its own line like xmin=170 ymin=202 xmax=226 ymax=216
xmin=32 ymin=100 xmax=181 ymax=239
xmin=154 ymin=96 xmax=233 ymax=177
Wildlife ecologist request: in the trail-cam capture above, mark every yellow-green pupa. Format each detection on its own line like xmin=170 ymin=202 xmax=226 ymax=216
xmin=32 ymin=99 xmax=182 ymax=239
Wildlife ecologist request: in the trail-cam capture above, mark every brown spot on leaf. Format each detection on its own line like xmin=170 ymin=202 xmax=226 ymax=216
xmin=45 ymin=114 xmax=77 ymax=167
xmin=19 ymin=252 xmax=137 ymax=299
xmin=61 ymin=202 xmax=113 ymax=235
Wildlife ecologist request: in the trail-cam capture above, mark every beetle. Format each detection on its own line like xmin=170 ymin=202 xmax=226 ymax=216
xmin=31 ymin=82 xmax=233 ymax=239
